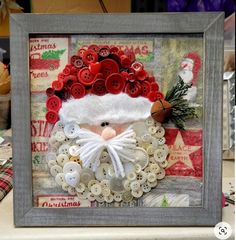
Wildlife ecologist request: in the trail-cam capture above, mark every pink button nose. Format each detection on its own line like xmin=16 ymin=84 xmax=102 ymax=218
xmin=101 ymin=127 xmax=117 ymax=140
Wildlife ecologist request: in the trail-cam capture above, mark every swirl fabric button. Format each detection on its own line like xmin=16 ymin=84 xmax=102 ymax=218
xmin=109 ymin=177 xmax=125 ymax=193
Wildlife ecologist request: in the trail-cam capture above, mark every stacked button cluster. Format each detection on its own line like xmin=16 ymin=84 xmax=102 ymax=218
xmin=45 ymin=45 xmax=164 ymax=123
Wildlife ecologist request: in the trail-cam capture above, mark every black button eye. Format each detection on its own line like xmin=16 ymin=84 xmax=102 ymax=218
xmin=105 ymin=122 xmax=109 ymax=126
xmin=101 ymin=122 xmax=106 ymax=127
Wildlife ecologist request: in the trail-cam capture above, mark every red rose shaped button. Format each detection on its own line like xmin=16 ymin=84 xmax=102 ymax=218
xmin=125 ymin=81 xmax=142 ymax=98
xmin=70 ymin=83 xmax=86 ymax=99
xmin=100 ymin=59 xmax=119 ymax=79
xmin=82 ymin=49 xmax=98 ymax=66
xmin=105 ymin=73 xmax=125 ymax=94
xmin=92 ymin=79 xmax=107 ymax=96
xmin=46 ymin=96 xmax=62 ymax=112
xmin=78 ymin=67 xmax=95 ymax=86
xmin=46 ymin=111 xmax=58 ymax=124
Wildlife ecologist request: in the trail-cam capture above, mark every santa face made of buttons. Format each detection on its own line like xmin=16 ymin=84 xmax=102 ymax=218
xmin=45 ymin=45 xmax=199 ymax=203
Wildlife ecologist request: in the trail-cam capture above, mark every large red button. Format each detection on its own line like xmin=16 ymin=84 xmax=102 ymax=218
xmin=78 ymin=67 xmax=95 ymax=86
xmin=141 ymin=81 xmax=151 ymax=97
xmin=125 ymin=51 xmax=135 ymax=63
xmin=82 ymin=50 xmax=98 ymax=66
xmin=88 ymin=44 xmax=100 ymax=53
xmin=125 ymin=81 xmax=142 ymax=98
xmin=46 ymin=96 xmax=62 ymax=112
xmin=105 ymin=73 xmax=125 ymax=94
xmin=52 ymin=80 xmax=64 ymax=91
xmin=100 ymin=59 xmax=119 ymax=79
xmin=92 ymin=79 xmax=107 ymax=96
xmin=70 ymin=83 xmax=86 ymax=99
xmin=45 ymin=111 xmax=59 ymax=124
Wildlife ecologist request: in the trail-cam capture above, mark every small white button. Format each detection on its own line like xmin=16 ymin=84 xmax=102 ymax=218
xmin=148 ymin=126 xmax=157 ymax=135
xmin=134 ymin=164 xmax=142 ymax=173
xmin=87 ymin=192 xmax=96 ymax=201
xmin=56 ymin=153 xmax=69 ymax=166
xmin=141 ymin=133 xmax=152 ymax=143
xmin=95 ymin=194 xmax=104 ymax=203
xmin=147 ymin=180 xmax=158 ymax=188
xmin=147 ymin=172 xmax=157 ymax=182
xmin=58 ymin=144 xmax=70 ymax=155
xmin=53 ymin=121 xmax=64 ymax=131
xmin=46 ymin=152 xmax=57 ymax=162
xmin=134 ymin=147 xmax=149 ymax=169
xmin=109 ymin=177 xmax=125 ymax=193
xmin=159 ymin=160 xmax=168 ymax=168
xmin=47 ymin=160 xmax=57 ymax=168
xmin=68 ymin=186 xmax=77 ymax=195
xmin=77 ymin=189 xmax=89 ymax=200
xmin=75 ymin=183 xmax=86 ymax=193
xmin=113 ymin=193 xmax=122 ymax=202
xmin=146 ymin=145 xmax=154 ymax=155
xmin=154 ymin=148 xmax=167 ymax=163
xmin=136 ymin=171 xmax=147 ymax=184
xmin=69 ymin=145 xmax=80 ymax=157
xmin=155 ymin=127 xmax=165 ymax=138
xmin=100 ymin=150 xmax=110 ymax=162
xmin=150 ymin=163 xmax=161 ymax=174
xmin=149 ymin=157 xmax=156 ymax=164
xmin=145 ymin=117 xmax=154 ymax=126
xmin=157 ymin=144 xmax=169 ymax=154
xmin=54 ymin=131 xmax=66 ymax=142
xmin=156 ymin=168 xmax=166 ymax=180
xmin=141 ymin=183 xmax=151 ymax=193
xmin=144 ymin=167 xmax=151 ymax=174
xmin=80 ymin=168 xmax=95 ymax=185
xmin=88 ymin=179 xmax=99 ymax=189
xmin=90 ymin=183 xmax=102 ymax=196
xmin=62 ymin=182 xmax=69 ymax=191
xmin=104 ymin=194 xmax=114 ymax=203
xmin=64 ymin=122 xmax=80 ymax=138
xmin=95 ymin=163 xmax=109 ymax=181
xmin=50 ymin=165 xmax=63 ymax=176
xmin=102 ymin=187 xmax=111 ymax=197
xmin=65 ymin=171 xmax=80 ymax=187
xmin=122 ymin=191 xmax=133 ymax=202
xmin=55 ymin=173 xmax=65 ymax=185
xmin=48 ymin=136 xmax=59 ymax=147
xmin=131 ymin=189 xmax=143 ymax=198
xmin=127 ymin=172 xmax=136 ymax=181
xmin=100 ymin=179 xmax=110 ymax=189
xmin=130 ymin=181 xmax=141 ymax=191
xmin=157 ymin=137 xmax=166 ymax=145
xmin=63 ymin=161 xmax=81 ymax=174
xmin=123 ymin=179 xmax=131 ymax=191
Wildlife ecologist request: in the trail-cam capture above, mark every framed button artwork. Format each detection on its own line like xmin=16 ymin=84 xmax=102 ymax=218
xmin=10 ymin=13 xmax=224 ymax=226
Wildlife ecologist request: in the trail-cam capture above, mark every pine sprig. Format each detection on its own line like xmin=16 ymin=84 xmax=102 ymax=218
xmin=165 ymin=77 xmax=197 ymax=129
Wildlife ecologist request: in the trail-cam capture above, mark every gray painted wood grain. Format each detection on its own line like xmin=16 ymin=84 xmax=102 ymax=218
xmin=10 ymin=13 xmax=224 ymax=226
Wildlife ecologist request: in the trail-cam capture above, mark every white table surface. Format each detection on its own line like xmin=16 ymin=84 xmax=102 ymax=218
xmin=0 ymin=161 xmax=234 ymax=240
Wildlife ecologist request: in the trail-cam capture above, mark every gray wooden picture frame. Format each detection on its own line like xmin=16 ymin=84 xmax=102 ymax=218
xmin=10 ymin=13 xmax=224 ymax=227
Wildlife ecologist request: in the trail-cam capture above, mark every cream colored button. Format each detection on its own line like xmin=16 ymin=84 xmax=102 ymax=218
xmin=91 ymin=183 xmax=102 ymax=196
xmin=156 ymin=168 xmax=166 ymax=180
xmin=68 ymin=186 xmax=77 ymax=195
xmin=122 ymin=191 xmax=133 ymax=202
xmin=154 ymin=121 xmax=161 ymax=128
xmin=141 ymin=183 xmax=151 ymax=193
xmin=65 ymin=171 xmax=80 ymax=187
xmin=134 ymin=147 xmax=149 ymax=169
xmin=69 ymin=145 xmax=80 ymax=157
xmin=150 ymin=163 xmax=161 ymax=174
xmin=110 ymin=177 xmax=125 ymax=193
xmin=80 ymin=168 xmax=95 ymax=185
xmin=145 ymin=117 xmax=154 ymax=126
xmin=100 ymin=150 xmax=110 ymax=162
xmin=141 ymin=133 xmax=152 ymax=143
xmin=69 ymin=156 xmax=82 ymax=165
xmin=134 ymin=164 xmax=142 ymax=173
xmin=127 ymin=172 xmax=136 ymax=181
xmin=146 ymin=145 xmax=154 ymax=155
xmin=100 ymin=179 xmax=110 ymax=189
xmin=56 ymin=153 xmax=69 ymax=166
xmin=148 ymin=126 xmax=157 ymax=135
xmin=157 ymin=137 xmax=166 ymax=145
xmin=107 ymin=165 xmax=115 ymax=178
xmin=157 ymin=144 xmax=169 ymax=153
xmin=95 ymin=194 xmax=104 ymax=203
xmin=147 ymin=180 xmax=158 ymax=188
xmin=87 ymin=192 xmax=96 ymax=201
xmin=159 ymin=160 xmax=168 ymax=168
xmin=123 ymin=179 xmax=131 ymax=191
xmin=62 ymin=182 xmax=69 ymax=191
xmin=104 ymin=194 xmax=114 ymax=203
xmin=48 ymin=160 xmax=57 ymax=168
xmin=132 ymin=122 xmax=148 ymax=137
xmin=113 ymin=193 xmax=122 ymax=202
xmin=50 ymin=165 xmax=63 ymax=176
xmin=75 ymin=182 xmax=86 ymax=193
xmin=149 ymin=157 xmax=156 ymax=164
xmin=136 ymin=171 xmax=147 ymax=184
xmin=147 ymin=172 xmax=156 ymax=182
xmin=55 ymin=131 xmax=66 ymax=142
xmin=144 ymin=167 xmax=151 ymax=174
xmin=63 ymin=161 xmax=81 ymax=174
xmin=95 ymin=163 xmax=109 ymax=181
xmin=64 ymin=122 xmax=80 ymax=139
xmin=88 ymin=179 xmax=99 ymax=189
xmin=46 ymin=152 xmax=57 ymax=162
xmin=154 ymin=148 xmax=167 ymax=163
xmin=55 ymin=173 xmax=65 ymax=185
xmin=130 ymin=181 xmax=140 ymax=191
xmin=78 ymin=189 xmax=89 ymax=200
xmin=48 ymin=136 xmax=59 ymax=147
xmin=53 ymin=121 xmax=64 ymax=131
xmin=124 ymin=162 xmax=135 ymax=176
xmin=58 ymin=144 xmax=70 ymax=155
xmin=155 ymin=127 xmax=165 ymax=138
xmin=131 ymin=189 xmax=143 ymax=198
xmin=102 ymin=187 xmax=111 ymax=197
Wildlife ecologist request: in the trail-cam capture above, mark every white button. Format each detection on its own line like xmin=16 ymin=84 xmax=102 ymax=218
xmin=113 ymin=193 xmax=122 ymax=202
xmin=154 ymin=148 xmax=167 ymax=163
xmin=157 ymin=137 xmax=166 ymax=145
xmin=147 ymin=172 xmax=157 ymax=182
xmin=75 ymin=182 xmax=86 ymax=193
xmin=64 ymin=122 xmax=80 ymax=138
xmin=65 ymin=171 xmax=80 ymax=187
xmin=149 ymin=157 xmax=156 ymax=164
xmin=46 ymin=152 xmax=57 ymax=162
xmin=95 ymin=194 xmax=104 ymax=203
xmin=54 ymin=131 xmax=66 ymax=142
xmin=150 ymin=163 xmax=161 ymax=174
xmin=130 ymin=181 xmax=140 ymax=191
xmin=80 ymin=168 xmax=95 ymax=185
xmin=95 ymin=163 xmax=109 ymax=181
xmin=69 ymin=145 xmax=80 ymax=156
xmin=50 ymin=165 xmax=63 ymax=176
xmin=68 ymin=186 xmax=77 ymax=195
xmin=100 ymin=179 xmax=110 ymax=189
xmin=157 ymin=144 xmax=169 ymax=154
xmin=145 ymin=117 xmax=154 ymax=126
xmin=123 ymin=179 xmax=131 ymax=191
xmin=62 ymin=182 xmax=69 ymax=191
xmin=87 ymin=192 xmax=96 ymax=201
xmin=48 ymin=160 xmax=57 ymax=168
xmin=156 ymin=168 xmax=166 ymax=180
xmin=58 ymin=144 xmax=70 ymax=155
xmin=122 ymin=191 xmax=133 ymax=202
xmin=134 ymin=147 xmax=149 ymax=169
xmin=56 ymin=153 xmax=69 ymax=166
xmin=88 ymin=179 xmax=99 ymax=189
xmin=151 ymin=138 xmax=159 ymax=148
xmin=104 ymin=195 xmax=114 ymax=203
xmin=53 ymin=121 xmax=64 ymax=131
xmin=102 ymin=187 xmax=111 ymax=197
xmin=131 ymin=189 xmax=143 ymax=198
xmin=127 ymin=172 xmax=136 ymax=181
xmin=124 ymin=162 xmax=135 ymax=176
xmin=155 ymin=127 xmax=165 ymax=138
xmin=136 ymin=171 xmax=147 ymax=184
xmin=144 ymin=166 xmax=151 ymax=174
xmin=55 ymin=173 xmax=65 ymax=185
xmin=141 ymin=183 xmax=151 ymax=193
xmin=109 ymin=177 xmax=125 ymax=193
xmin=63 ymin=161 xmax=81 ymax=174
xmin=77 ymin=189 xmax=89 ymax=200
xmin=91 ymin=183 xmax=102 ymax=196
xmin=141 ymin=133 xmax=152 ymax=143
xmin=147 ymin=180 xmax=158 ymax=188
xmin=148 ymin=126 xmax=157 ymax=135
xmin=134 ymin=164 xmax=142 ymax=173
xmin=154 ymin=121 xmax=161 ymax=128
xmin=146 ymin=145 xmax=154 ymax=155
xmin=100 ymin=150 xmax=110 ymax=162
xmin=159 ymin=160 xmax=168 ymax=168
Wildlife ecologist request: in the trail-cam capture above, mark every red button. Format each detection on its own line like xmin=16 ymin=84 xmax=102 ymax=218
xmin=131 ymin=62 xmax=143 ymax=72
xmin=46 ymin=96 xmax=62 ymax=112
xmin=73 ymin=59 xmax=83 ymax=68
xmin=147 ymin=91 xmax=158 ymax=102
xmin=99 ymin=47 xmax=110 ymax=58
xmin=92 ymin=79 xmax=107 ymax=96
xmin=46 ymin=87 xmax=55 ymax=97
xmin=120 ymin=55 xmax=131 ymax=68
xmin=70 ymin=66 xmax=78 ymax=75
xmin=136 ymin=69 xmax=148 ymax=81
xmin=105 ymin=73 xmax=125 ymax=94
xmin=150 ymin=82 xmax=159 ymax=91
xmin=141 ymin=81 xmax=151 ymax=97
xmin=125 ymin=81 xmax=142 ymax=98
xmin=100 ymin=59 xmax=119 ymax=79
xmin=110 ymin=46 xmax=119 ymax=54
xmin=64 ymin=75 xmax=77 ymax=88
xmin=156 ymin=91 xmax=164 ymax=99
xmin=88 ymin=44 xmax=100 ymax=53
xmin=95 ymin=73 xmax=104 ymax=80
xmin=82 ymin=50 xmax=98 ymax=66
xmin=52 ymin=80 xmax=64 ymax=91
xmin=56 ymin=88 xmax=70 ymax=100
xmin=77 ymin=48 xmax=87 ymax=58
xmin=63 ymin=66 xmax=71 ymax=76
xmin=45 ymin=111 xmax=59 ymax=124
xmin=148 ymin=76 xmax=155 ymax=83
xmin=70 ymin=55 xmax=80 ymax=65
xmin=58 ymin=73 xmax=66 ymax=81
xmin=78 ymin=67 xmax=95 ymax=86
xmin=70 ymin=83 xmax=86 ymax=99
xmin=125 ymin=51 xmax=135 ymax=63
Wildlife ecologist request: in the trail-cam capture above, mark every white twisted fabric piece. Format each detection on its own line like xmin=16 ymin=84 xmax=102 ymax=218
xmin=75 ymin=127 xmax=137 ymax=178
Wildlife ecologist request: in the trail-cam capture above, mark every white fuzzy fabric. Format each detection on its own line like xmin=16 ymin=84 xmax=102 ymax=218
xmin=59 ymin=93 xmax=152 ymax=125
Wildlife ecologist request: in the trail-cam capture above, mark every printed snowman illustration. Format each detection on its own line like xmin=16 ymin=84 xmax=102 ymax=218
xmin=45 ymin=45 xmax=197 ymax=203
xmin=178 ymin=52 xmax=201 ymax=102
